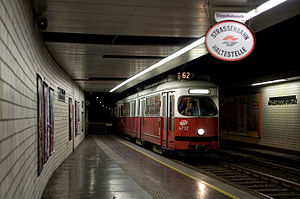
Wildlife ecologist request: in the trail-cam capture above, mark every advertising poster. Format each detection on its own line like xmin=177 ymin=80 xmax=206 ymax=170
xmin=237 ymin=96 xmax=247 ymax=132
xmin=81 ymin=101 xmax=84 ymax=132
xmin=220 ymin=93 xmax=261 ymax=138
xmin=77 ymin=102 xmax=80 ymax=135
xmin=37 ymin=75 xmax=57 ymax=175
xmin=49 ymin=88 xmax=54 ymax=154
xmin=69 ymin=98 xmax=72 ymax=141
xmin=247 ymin=93 xmax=260 ymax=135
xmin=37 ymin=75 xmax=44 ymax=175
xmin=43 ymin=83 xmax=49 ymax=163
xmin=78 ymin=102 xmax=80 ymax=134
xmin=75 ymin=101 xmax=78 ymax=136
xmin=72 ymin=104 xmax=75 ymax=150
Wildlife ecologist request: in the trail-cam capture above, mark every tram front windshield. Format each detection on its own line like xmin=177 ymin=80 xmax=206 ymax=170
xmin=178 ymin=96 xmax=218 ymax=117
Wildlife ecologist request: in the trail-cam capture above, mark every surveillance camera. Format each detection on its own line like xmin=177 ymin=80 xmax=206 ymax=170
xmin=37 ymin=16 xmax=47 ymax=31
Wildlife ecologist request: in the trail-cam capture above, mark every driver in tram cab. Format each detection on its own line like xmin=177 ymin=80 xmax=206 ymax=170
xmin=186 ymin=100 xmax=198 ymax=116
xmin=178 ymin=98 xmax=188 ymax=114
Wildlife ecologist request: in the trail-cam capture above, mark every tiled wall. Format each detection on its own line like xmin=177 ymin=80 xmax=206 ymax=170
xmin=0 ymin=0 xmax=85 ymax=198
xmin=260 ymin=81 xmax=300 ymax=151
xmin=221 ymin=80 xmax=300 ymax=152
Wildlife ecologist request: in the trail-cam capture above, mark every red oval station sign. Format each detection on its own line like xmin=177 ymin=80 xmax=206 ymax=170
xmin=205 ymin=20 xmax=255 ymax=61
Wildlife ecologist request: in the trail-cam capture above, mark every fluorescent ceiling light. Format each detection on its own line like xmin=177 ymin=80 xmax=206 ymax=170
xmin=110 ymin=0 xmax=288 ymax=92
xmin=245 ymin=0 xmax=288 ymax=21
xmin=189 ymin=89 xmax=211 ymax=94
xmin=251 ymin=79 xmax=287 ymax=86
xmin=109 ymin=37 xmax=205 ymax=92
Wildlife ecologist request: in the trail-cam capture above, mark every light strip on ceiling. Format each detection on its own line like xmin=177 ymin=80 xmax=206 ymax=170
xmin=109 ymin=37 xmax=205 ymax=92
xmin=251 ymin=79 xmax=287 ymax=86
xmin=245 ymin=0 xmax=288 ymax=21
xmin=109 ymin=0 xmax=288 ymax=92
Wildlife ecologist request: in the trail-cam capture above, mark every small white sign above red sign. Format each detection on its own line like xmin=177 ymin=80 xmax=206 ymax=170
xmin=214 ymin=12 xmax=247 ymax=23
xmin=205 ymin=20 xmax=255 ymax=61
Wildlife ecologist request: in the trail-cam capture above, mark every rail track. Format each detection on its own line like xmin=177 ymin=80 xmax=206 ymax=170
xmin=216 ymin=149 xmax=300 ymax=184
xmin=174 ymin=151 xmax=300 ymax=199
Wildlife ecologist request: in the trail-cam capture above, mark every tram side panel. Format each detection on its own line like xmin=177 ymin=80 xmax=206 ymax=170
xmin=136 ymin=117 xmax=141 ymax=139
xmin=141 ymin=117 xmax=162 ymax=146
xmin=123 ymin=117 xmax=130 ymax=135
xmin=132 ymin=116 xmax=137 ymax=138
xmin=114 ymin=105 xmax=123 ymax=134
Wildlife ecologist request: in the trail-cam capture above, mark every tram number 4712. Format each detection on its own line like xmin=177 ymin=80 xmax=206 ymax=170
xmin=179 ymin=125 xmax=189 ymax=131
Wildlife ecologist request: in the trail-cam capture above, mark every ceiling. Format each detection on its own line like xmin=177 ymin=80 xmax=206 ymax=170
xmin=39 ymin=0 xmax=300 ymax=93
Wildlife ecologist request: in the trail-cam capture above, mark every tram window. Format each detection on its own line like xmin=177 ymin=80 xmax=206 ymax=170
xmin=178 ymin=96 xmax=218 ymax=116
xmin=123 ymin=102 xmax=130 ymax=117
xmin=155 ymin=95 xmax=161 ymax=115
xmin=145 ymin=94 xmax=161 ymax=116
xmin=131 ymin=101 xmax=136 ymax=117
xmin=130 ymin=103 xmax=132 ymax=117
xmin=145 ymin=97 xmax=150 ymax=115
xmin=137 ymin=99 xmax=140 ymax=117
xmin=178 ymin=98 xmax=188 ymax=114
xmin=142 ymin=99 xmax=145 ymax=117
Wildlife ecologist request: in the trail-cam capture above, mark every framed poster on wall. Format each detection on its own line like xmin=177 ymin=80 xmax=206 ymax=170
xmin=49 ymin=88 xmax=54 ymax=155
xmin=37 ymin=75 xmax=44 ymax=175
xmin=37 ymin=74 xmax=56 ymax=175
xmin=77 ymin=101 xmax=80 ymax=135
xmin=81 ymin=101 xmax=84 ymax=132
xmin=75 ymin=101 xmax=80 ymax=136
xmin=43 ymin=83 xmax=49 ymax=163
xmin=220 ymin=93 xmax=261 ymax=138
xmin=69 ymin=98 xmax=72 ymax=141
xmin=75 ymin=101 xmax=78 ymax=136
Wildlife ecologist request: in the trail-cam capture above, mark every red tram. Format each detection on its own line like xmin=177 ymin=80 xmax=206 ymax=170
xmin=114 ymin=80 xmax=219 ymax=153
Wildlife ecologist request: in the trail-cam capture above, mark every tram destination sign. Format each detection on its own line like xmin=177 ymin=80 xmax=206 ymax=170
xmin=205 ymin=20 xmax=255 ymax=61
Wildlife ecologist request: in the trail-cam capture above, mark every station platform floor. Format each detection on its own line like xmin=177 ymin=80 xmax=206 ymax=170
xmin=42 ymin=135 xmax=258 ymax=199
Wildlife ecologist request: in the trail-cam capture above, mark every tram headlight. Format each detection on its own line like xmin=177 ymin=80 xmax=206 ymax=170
xmin=197 ymin=128 xmax=205 ymax=136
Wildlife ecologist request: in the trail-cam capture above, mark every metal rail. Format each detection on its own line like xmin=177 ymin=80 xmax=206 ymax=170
xmin=173 ymin=154 xmax=300 ymax=199
xmin=219 ymin=161 xmax=300 ymax=191
xmin=217 ymin=149 xmax=300 ymax=184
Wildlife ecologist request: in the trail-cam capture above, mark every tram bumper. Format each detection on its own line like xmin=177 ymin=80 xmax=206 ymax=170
xmin=174 ymin=136 xmax=219 ymax=150
xmin=195 ymin=144 xmax=209 ymax=150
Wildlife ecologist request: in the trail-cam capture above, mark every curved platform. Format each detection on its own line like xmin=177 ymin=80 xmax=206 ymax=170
xmin=43 ymin=135 xmax=258 ymax=199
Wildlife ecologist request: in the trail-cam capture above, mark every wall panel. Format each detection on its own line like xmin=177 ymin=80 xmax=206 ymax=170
xmin=0 ymin=0 xmax=85 ymax=199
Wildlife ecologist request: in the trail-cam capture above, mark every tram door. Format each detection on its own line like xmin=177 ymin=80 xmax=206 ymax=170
xmin=162 ymin=92 xmax=175 ymax=148
xmin=140 ymin=98 xmax=146 ymax=139
xmin=136 ymin=99 xmax=141 ymax=139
